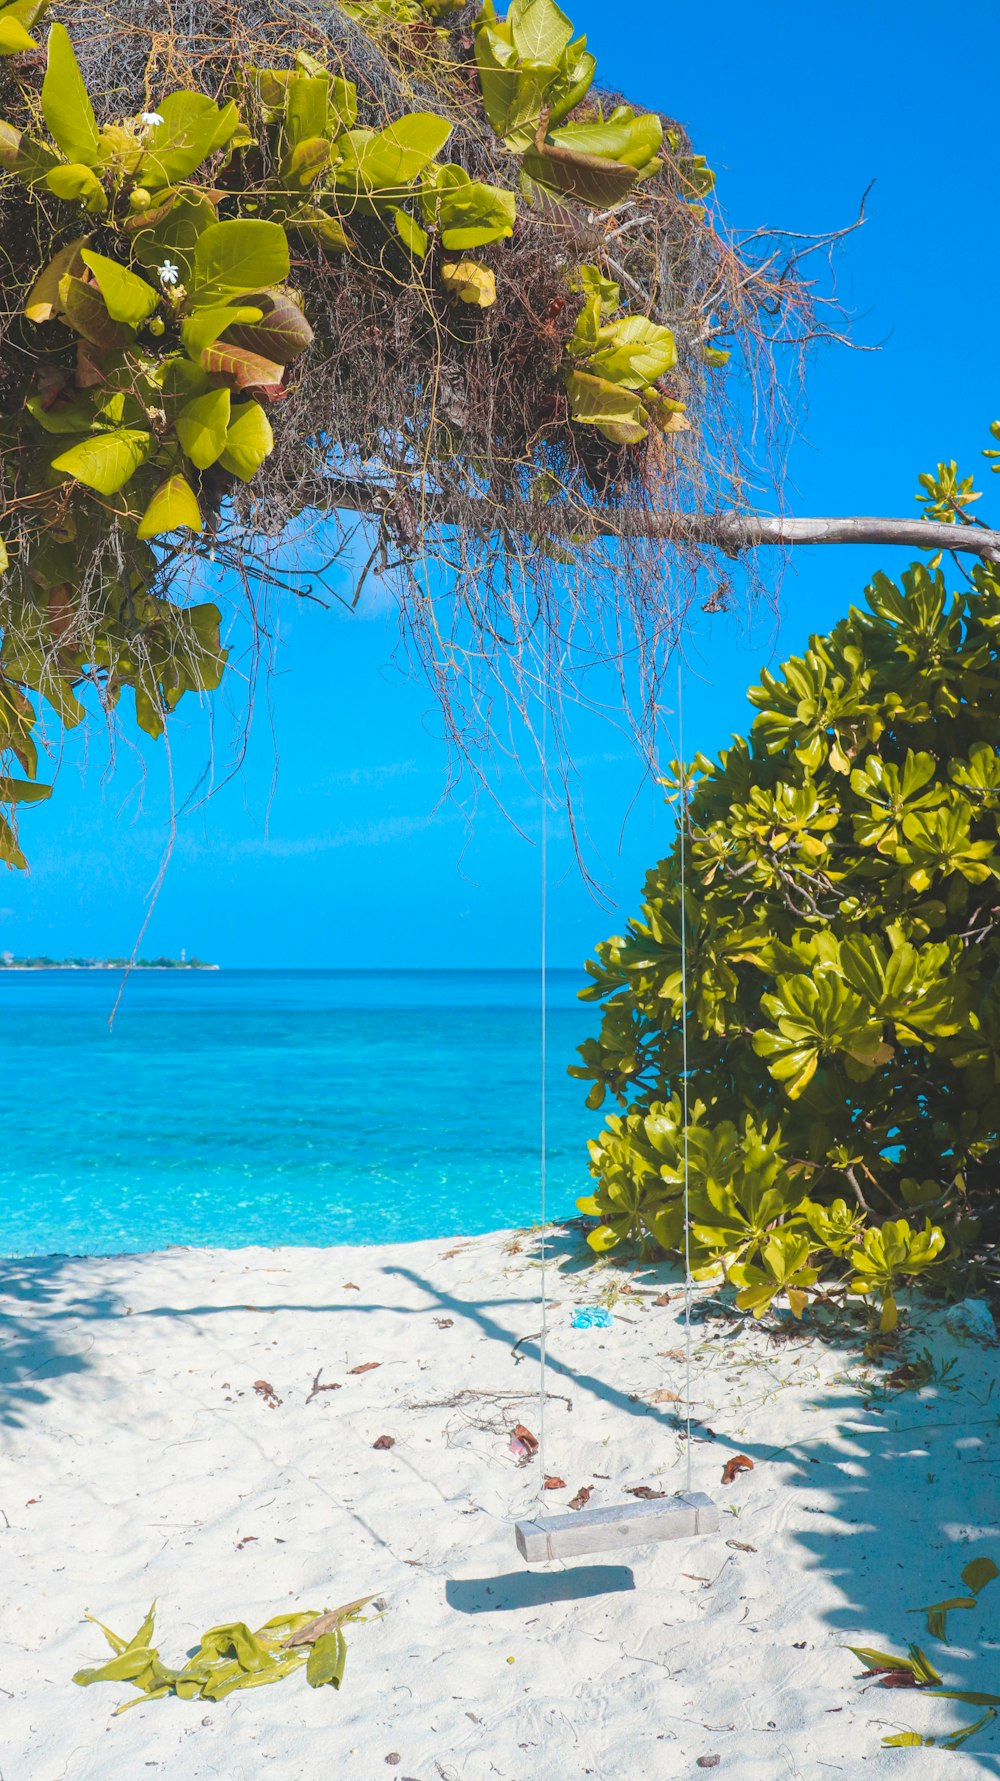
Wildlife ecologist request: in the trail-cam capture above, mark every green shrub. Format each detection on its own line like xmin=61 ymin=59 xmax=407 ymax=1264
xmin=572 ymin=552 xmax=1000 ymax=1329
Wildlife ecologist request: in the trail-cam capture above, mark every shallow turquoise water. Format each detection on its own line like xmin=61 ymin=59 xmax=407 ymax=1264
xmin=0 ymin=969 xmax=599 ymax=1257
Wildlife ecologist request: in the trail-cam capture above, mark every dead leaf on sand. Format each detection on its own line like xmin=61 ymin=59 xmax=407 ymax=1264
xmin=625 ymin=1485 xmax=667 ymax=1500
xmin=343 ymin=1282 xmax=360 ymax=1291
xmin=568 ymin=1486 xmax=592 ymax=1511
xmin=658 ymin=1349 xmax=685 ymax=1362
xmin=253 ymin=1379 xmax=282 ymax=1409
xmin=236 ymin=1535 xmax=258 ymax=1550
xmin=373 ymin=1434 xmax=395 ymax=1450
xmin=512 ymin=1423 xmax=539 ymax=1455
xmin=696 ymin=1759 xmax=721 ymax=1771
xmin=349 ymin=1362 xmax=381 ymax=1375
xmin=543 ymin=1475 xmax=566 ymax=1491
xmin=647 ymin=1387 xmax=682 ymax=1404
xmin=434 ymin=1318 xmax=454 ymax=1330
xmin=285 ymin=1597 xmax=376 ymax=1646
xmin=654 ymin=1292 xmax=672 ymax=1306
xmin=721 ymin=1453 xmax=754 ymax=1485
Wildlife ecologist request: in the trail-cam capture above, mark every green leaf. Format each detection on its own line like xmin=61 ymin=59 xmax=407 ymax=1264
xmin=129 ymin=191 xmax=218 ymax=286
xmin=51 ymin=428 xmax=151 ymax=495
xmin=306 ymin=1629 xmax=347 ymax=1689
xmin=191 ymin=219 xmax=291 ymax=300
xmin=218 ymin=401 xmax=274 ymax=481
xmin=141 ymin=92 xmax=239 ymax=187
xmin=882 ymin=1732 xmax=929 ymax=1748
xmin=180 ymin=304 xmax=263 ymax=358
xmin=44 ymin=162 xmax=106 ymax=211
xmin=79 ymin=251 xmax=158 ymax=326
xmin=0 ymin=776 xmax=51 ymax=804
xmin=438 ymin=181 xmax=516 ymax=250
xmin=136 ymin=475 xmax=203 ymax=539
xmin=0 ymin=11 xmax=37 ymax=53
xmin=563 ymin=369 xmax=647 ymax=444
xmin=336 ymin=112 xmax=452 ymax=193
xmin=175 ymin=387 xmax=231 ymax=469
xmin=509 ymin=0 xmax=573 ymax=65
xmin=41 ymin=22 xmax=100 ymax=166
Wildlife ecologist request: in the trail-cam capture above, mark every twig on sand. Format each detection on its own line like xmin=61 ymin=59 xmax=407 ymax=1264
xmin=306 ymin=1369 xmax=342 ymax=1404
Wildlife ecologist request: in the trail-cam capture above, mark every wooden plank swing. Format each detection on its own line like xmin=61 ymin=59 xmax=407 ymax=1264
xmin=515 ymin=662 xmax=718 ymax=1561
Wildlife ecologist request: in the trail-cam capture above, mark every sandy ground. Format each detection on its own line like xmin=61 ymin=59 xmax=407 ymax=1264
xmin=2 ymin=1227 xmax=999 ymax=1780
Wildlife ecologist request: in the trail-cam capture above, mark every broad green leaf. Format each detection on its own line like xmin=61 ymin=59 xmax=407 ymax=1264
xmin=0 ymin=777 xmax=51 ymax=804
xmin=23 ymin=235 xmax=89 ymax=321
xmin=219 ymin=401 xmax=274 ymax=480
xmin=141 ymin=92 xmax=239 ymax=187
xmin=563 ymin=369 xmax=647 ymax=443
xmin=392 ymin=208 xmax=428 ymax=256
xmin=191 ymin=219 xmax=290 ymax=300
xmin=51 ymin=428 xmax=151 ymax=494
xmin=44 ymin=161 xmax=106 ymax=211
xmin=337 ymin=112 xmax=452 ymax=193
xmin=73 ymin=1646 xmax=158 ymax=1686
xmin=846 ymin=1645 xmax=917 ymax=1674
xmin=25 ymin=392 xmax=96 ymax=434
xmin=180 ymin=304 xmax=263 ymax=358
xmin=83 ymin=1611 xmax=128 ymax=1655
xmin=80 ymin=251 xmax=158 ymax=326
xmin=306 ymin=1629 xmax=347 ymax=1689
xmin=439 ymin=182 xmax=516 ymax=249
xmin=0 ymin=12 xmax=36 ymax=52
xmin=41 ymin=22 xmax=100 ymax=166
xmin=283 ymin=73 xmax=328 ymax=150
xmin=882 ymin=1733 xmax=928 ymax=1747
xmin=175 ymin=387 xmax=231 ymax=469
xmin=129 ymin=191 xmax=218 ymax=286
xmin=509 ymin=0 xmax=573 ymax=65
xmin=136 ymin=475 xmax=202 ymax=539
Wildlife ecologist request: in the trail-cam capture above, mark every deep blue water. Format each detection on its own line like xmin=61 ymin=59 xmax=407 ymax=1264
xmin=0 ymin=969 xmax=600 ymax=1257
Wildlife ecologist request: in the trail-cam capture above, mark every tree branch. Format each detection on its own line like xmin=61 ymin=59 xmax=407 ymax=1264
xmin=307 ymin=479 xmax=1000 ymax=564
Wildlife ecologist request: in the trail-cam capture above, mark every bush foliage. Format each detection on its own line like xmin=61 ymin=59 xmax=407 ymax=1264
xmin=573 ymin=551 xmax=1000 ymax=1329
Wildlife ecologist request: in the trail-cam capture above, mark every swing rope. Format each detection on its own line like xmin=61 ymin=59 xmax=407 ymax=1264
xmin=534 ymin=658 xmax=695 ymax=1521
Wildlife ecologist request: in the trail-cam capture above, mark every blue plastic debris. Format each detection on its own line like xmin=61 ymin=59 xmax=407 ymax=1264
xmin=571 ymin=1307 xmax=613 ymax=1330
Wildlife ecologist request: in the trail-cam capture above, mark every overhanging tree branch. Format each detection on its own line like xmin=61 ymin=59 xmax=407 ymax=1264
xmin=309 ymin=481 xmax=1000 ymax=564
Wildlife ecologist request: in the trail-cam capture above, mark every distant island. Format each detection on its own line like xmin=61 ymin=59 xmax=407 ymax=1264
xmin=0 ymin=954 xmax=218 ymax=970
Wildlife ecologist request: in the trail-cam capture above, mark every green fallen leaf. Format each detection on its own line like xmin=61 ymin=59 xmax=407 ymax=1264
xmin=961 ymin=1557 xmax=999 ymax=1595
xmin=306 ymin=1628 xmax=347 ymax=1688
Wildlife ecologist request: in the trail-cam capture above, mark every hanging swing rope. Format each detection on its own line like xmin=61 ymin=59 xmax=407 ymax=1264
xmin=515 ymin=657 xmax=718 ymax=1560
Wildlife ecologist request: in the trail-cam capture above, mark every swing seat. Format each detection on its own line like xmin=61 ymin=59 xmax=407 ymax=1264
xmin=515 ymin=1490 xmax=718 ymax=1562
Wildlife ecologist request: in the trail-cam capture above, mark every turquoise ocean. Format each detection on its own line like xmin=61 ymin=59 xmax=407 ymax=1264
xmin=1 ymin=969 xmax=599 ymax=1257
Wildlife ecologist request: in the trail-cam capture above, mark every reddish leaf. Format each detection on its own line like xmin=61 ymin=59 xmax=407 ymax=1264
xmin=543 ymin=1475 xmax=566 ymax=1490
xmin=199 ymin=340 xmax=285 ymax=396
xmin=343 ymin=1282 xmax=360 ymax=1290
xmin=222 ymin=290 xmax=313 ymax=364
xmin=373 ymin=1434 xmax=395 ymax=1450
xmin=721 ymin=1453 xmax=754 ymax=1485
xmin=625 ymin=1485 xmax=667 ymax=1500
xmin=253 ymin=1378 xmax=282 ymax=1408
xmin=654 ymin=1291 xmax=672 ymax=1306
xmin=878 ymin=1670 xmax=922 ymax=1689
xmin=349 ymin=1362 xmax=381 ymax=1374
xmin=568 ymin=1486 xmax=592 ymax=1511
xmin=513 ymin=1423 xmax=539 ymax=1456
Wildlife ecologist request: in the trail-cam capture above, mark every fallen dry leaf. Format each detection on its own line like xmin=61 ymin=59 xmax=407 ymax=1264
xmin=434 ymin=1318 xmax=454 ymax=1330
xmin=285 ymin=1598 xmax=375 ymax=1647
xmin=349 ymin=1362 xmax=381 ymax=1375
xmin=696 ymin=1759 xmax=721 ymax=1771
xmin=654 ymin=1291 xmax=672 ymax=1306
xmin=513 ymin=1423 xmax=539 ymax=1456
xmin=236 ymin=1535 xmax=258 ymax=1550
xmin=658 ymin=1349 xmax=685 ymax=1362
xmin=726 ymin=1538 xmax=757 ymax=1552
xmin=876 ymin=1670 xmax=922 ymax=1689
xmin=543 ymin=1475 xmax=566 ymax=1491
xmin=373 ymin=1434 xmax=395 ymax=1450
xmin=253 ymin=1379 xmax=282 ymax=1409
xmin=625 ymin=1485 xmax=667 ymax=1500
xmin=343 ymin=1282 xmax=360 ymax=1290
xmin=647 ymin=1387 xmax=682 ymax=1404
xmin=568 ymin=1486 xmax=592 ymax=1511
xmin=721 ymin=1453 xmax=754 ymax=1485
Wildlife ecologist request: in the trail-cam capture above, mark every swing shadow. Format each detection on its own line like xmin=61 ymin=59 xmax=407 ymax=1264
xmin=446 ymin=1565 xmax=635 ymax=1614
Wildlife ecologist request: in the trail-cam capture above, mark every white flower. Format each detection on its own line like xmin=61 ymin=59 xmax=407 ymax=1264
xmin=158 ymin=259 xmax=179 ymax=287
xmin=140 ymin=111 xmax=164 ymax=128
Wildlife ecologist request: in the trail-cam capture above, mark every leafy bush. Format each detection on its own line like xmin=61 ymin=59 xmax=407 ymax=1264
xmin=572 ymin=547 xmax=1000 ymax=1329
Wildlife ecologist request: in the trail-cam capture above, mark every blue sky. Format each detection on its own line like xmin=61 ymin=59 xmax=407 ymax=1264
xmin=3 ymin=0 xmax=998 ymax=968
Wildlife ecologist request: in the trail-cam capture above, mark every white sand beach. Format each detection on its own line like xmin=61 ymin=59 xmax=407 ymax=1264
xmin=3 ymin=1228 xmax=999 ymax=1779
